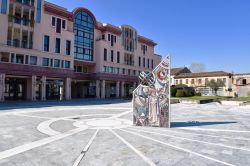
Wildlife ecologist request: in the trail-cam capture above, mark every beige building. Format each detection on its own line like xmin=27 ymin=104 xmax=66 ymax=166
xmin=170 ymin=67 xmax=191 ymax=86
xmin=232 ymin=73 xmax=250 ymax=97
xmin=173 ymin=71 xmax=233 ymax=96
xmin=0 ymin=0 xmax=161 ymax=101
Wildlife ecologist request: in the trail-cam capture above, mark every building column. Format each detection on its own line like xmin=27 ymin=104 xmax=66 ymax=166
xmin=0 ymin=74 xmax=5 ymax=102
xmin=65 ymin=78 xmax=71 ymax=100
xmin=96 ymin=80 xmax=100 ymax=98
xmin=41 ymin=76 xmax=46 ymax=101
xmin=31 ymin=75 xmax=37 ymax=101
xmin=116 ymin=81 xmax=120 ymax=98
xmin=101 ymin=80 xmax=106 ymax=99
xmin=121 ymin=81 xmax=125 ymax=98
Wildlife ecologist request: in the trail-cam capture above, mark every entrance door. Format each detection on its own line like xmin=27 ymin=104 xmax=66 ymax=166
xmin=46 ymin=80 xmax=64 ymax=100
xmin=5 ymin=78 xmax=27 ymax=100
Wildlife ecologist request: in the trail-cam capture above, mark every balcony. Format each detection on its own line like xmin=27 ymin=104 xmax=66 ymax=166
xmin=8 ymin=15 xmax=35 ymax=27
xmin=15 ymin=0 xmax=35 ymax=7
xmin=124 ymin=61 xmax=134 ymax=66
xmin=7 ymin=40 xmax=33 ymax=49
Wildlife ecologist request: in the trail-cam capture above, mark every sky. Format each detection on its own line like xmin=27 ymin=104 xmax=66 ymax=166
xmin=49 ymin=0 xmax=250 ymax=73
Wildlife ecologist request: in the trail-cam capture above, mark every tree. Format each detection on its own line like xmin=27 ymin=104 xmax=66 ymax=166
xmin=206 ymin=79 xmax=225 ymax=96
xmin=189 ymin=63 xmax=206 ymax=73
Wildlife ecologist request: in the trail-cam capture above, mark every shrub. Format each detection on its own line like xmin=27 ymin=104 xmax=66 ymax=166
xmin=176 ymin=90 xmax=186 ymax=97
xmin=182 ymin=88 xmax=195 ymax=97
xmin=248 ymin=91 xmax=250 ymax=97
xmin=195 ymin=92 xmax=202 ymax=96
xmin=171 ymin=87 xmax=177 ymax=97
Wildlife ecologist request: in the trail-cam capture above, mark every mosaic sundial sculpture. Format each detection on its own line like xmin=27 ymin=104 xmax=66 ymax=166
xmin=133 ymin=55 xmax=171 ymax=128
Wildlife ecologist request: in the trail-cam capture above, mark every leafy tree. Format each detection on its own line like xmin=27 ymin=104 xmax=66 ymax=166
xmin=247 ymin=91 xmax=250 ymax=97
xmin=189 ymin=63 xmax=206 ymax=73
xmin=206 ymin=79 xmax=225 ymax=96
xmin=176 ymin=90 xmax=186 ymax=97
xmin=171 ymin=86 xmax=177 ymax=97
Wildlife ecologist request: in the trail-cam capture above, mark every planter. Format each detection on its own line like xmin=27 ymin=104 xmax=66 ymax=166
xmin=180 ymin=99 xmax=214 ymax=104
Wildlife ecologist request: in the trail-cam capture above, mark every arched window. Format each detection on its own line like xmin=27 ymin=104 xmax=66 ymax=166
xmin=74 ymin=11 xmax=94 ymax=61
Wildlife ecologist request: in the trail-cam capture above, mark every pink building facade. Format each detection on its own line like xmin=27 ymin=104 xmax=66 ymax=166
xmin=0 ymin=0 xmax=161 ymax=101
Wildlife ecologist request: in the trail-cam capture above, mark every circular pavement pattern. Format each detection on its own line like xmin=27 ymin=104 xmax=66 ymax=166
xmin=0 ymin=101 xmax=250 ymax=166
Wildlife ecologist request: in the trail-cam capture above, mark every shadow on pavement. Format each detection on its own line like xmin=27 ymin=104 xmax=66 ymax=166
xmin=0 ymin=99 xmax=131 ymax=111
xmin=171 ymin=121 xmax=237 ymax=128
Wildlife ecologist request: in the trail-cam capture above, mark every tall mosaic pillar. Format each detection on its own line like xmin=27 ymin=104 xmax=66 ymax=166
xmin=133 ymin=55 xmax=171 ymax=128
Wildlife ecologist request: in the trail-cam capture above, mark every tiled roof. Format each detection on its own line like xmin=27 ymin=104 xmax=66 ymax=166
xmin=174 ymin=71 xmax=232 ymax=78
xmin=234 ymin=73 xmax=250 ymax=76
xmin=171 ymin=67 xmax=191 ymax=75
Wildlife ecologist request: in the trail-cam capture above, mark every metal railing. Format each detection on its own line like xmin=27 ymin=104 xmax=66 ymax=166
xmin=15 ymin=0 xmax=35 ymax=7
xmin=7 ymin=40 xmax=33 ymax=49
xmin=8 ymin=15 xmax=34 ymax=27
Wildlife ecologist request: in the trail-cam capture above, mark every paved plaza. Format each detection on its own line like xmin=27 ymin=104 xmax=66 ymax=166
xmin=0 ymin=100 xmax=250 ymax=166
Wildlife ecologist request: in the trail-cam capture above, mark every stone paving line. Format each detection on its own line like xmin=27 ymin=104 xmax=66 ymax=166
xmin=0 ymin=102 xmax=250 ymax=165
xmin=0 ymin=109 xmax=133 ymax=162
xmin=119 ymin=129 xmax=235 ymax=166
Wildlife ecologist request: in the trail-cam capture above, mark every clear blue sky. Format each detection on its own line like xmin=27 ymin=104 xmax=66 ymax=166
xmin=49 ymin=0 xmax=250 ymax=73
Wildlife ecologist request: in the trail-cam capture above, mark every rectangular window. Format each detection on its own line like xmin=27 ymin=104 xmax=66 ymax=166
xmin=102 ymin=34 xmax=105 ymax=40
xmin=55 ymin=38 xmax=60 ymax=53
xmin=198 ymin=79 xmax=202 ymax=84
xmin=77 ymin=66 xmax=82 ymax=72
xmin=65 ymin=40 xmax=71 ymax=55
xmin=111 ymin=35 xmax=114 ymax=46
xmin=65 ymin=61 xmax=70 ymax=68
xmin=205 ymin=78 xmax=209 ymax=85
xmin=104 ymin=48 xmax=107 ymax=61
xmin=25 ymin=55 xmax=29 ymax=64
xmin=122 ymin=68 xmax=125 ymax=74
xmin=108 ymin=34 xmax=110 ymax=41
xmin=191 ymin=79 xmax=195 ymax=84
xmin=139 ymin=57 xmax=141 ymax=67
xmin=143 ymin=58 xmax=145 ymax=67
xmin=50 ymin=59 xmax=53 ymax=67
xmin=133 ymin=70 xmax=136 ymax=76
xmin=186 ymin=79 xmax=189 ymax=84
xmin=111 ymin=50 xmax=114 ymax=62
xmin=30 ymin=56 xmax=37 ymax=65
xmin=61 ymin=60 xmax=64 ymax=68
xmin=128 ymin=69 xmax=131 ymax=75
xmin=42 ymin=58 xmax=49 ymax=66
xmin=56 ymin=18 xmax=61 ymax=33
xmin=11 ymin=53 xmax=15 ymax=63
xmin=52 ymin=17 xmax=56 ymax=26
xmin=243 ymin=79 xmax=247 ymax=85
xmin=36 ymin=0 xmax=42 ymax=23
xmin=117 ymin=51 xmax=120 ymax=63
xmin=147 ymin=59 xmax=150 ymax=68
xmin=54 ymin=59 xmax=60 ymax=68
xmin=43 ymin=35 xmax=50 ymax=52
xmin=16 ymin=54 xmax=24 ymax=64
xmin=62 ymin=20 xmax=66 ymax=29
xmin=151 ymin=59 xmax=154 ymax=69
xmin=1 ymin=0 xmax=7 ymax=14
